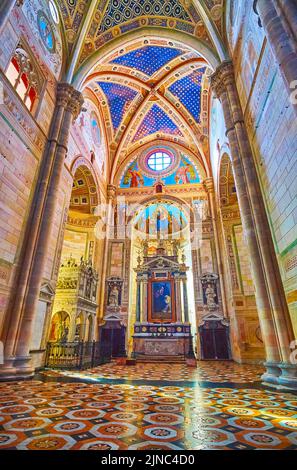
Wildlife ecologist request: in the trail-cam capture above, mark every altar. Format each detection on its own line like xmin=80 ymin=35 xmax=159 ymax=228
xmin=132 ymin=245 xmax=194 ymax=361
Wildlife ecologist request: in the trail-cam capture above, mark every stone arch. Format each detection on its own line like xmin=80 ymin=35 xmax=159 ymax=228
xmin=70 ymin=156 xmax=101 ymax=214
xmin=114 ymin=139 xmax=207 ymax=187
xmin=72 ymin=28 xmax=223 ymax=89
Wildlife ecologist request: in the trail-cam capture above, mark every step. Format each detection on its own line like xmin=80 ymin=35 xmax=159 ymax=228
xmin=136 ymin=355 xmax=186 ymax=363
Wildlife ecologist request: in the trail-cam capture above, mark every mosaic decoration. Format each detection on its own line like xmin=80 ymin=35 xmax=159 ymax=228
xmin=120 ymin=152 xmax=200 ymax=188
xmin=99 ymin=0 xmax=193 ymax=33
xmin=168 ymin=68 xmax=206 ymax=122
xmin=133 ymin=104 xmax=183 ymax=142
xmin=111 ymin=46 xmax=184 ymax=76
xmin=1 ymin=362 xmax=297 ymax=450
xmin=96 ymin=82 xmax=138 ymax=131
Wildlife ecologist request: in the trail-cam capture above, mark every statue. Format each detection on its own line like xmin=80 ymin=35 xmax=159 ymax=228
xmin=108 ymin=285 xmax=119 ymax=307
xmin=205 ymin=283 xmax=217 ymax=309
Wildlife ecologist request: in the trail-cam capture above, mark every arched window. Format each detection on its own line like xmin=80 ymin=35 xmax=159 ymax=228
xmin=6 ymin=47 xmax=41 ymax=112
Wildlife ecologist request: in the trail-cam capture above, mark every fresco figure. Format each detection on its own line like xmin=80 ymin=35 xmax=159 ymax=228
xmin=175 ymin=159 xmax=196 ymax=184
xmin=123 ymin=164 xmax=144 ymax=188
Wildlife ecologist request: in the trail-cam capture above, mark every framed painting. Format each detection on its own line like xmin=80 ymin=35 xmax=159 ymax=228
xmin=148 ymin=280 xmax=175 ymax=322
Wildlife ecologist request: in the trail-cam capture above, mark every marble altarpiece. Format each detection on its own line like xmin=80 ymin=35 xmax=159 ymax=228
xmin=132 ymin=245 xmax=194 ymax=360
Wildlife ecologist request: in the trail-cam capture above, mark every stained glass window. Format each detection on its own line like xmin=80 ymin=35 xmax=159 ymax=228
xmin=147 ymin=152 xmax=172 ymax=171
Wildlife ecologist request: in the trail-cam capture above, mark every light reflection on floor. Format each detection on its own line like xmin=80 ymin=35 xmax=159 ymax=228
xmin=0 ymin=362 xmax=296 ymax=450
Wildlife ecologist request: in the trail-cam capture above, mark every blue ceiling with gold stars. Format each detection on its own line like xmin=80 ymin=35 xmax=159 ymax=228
xmin=97 ymin=81 xmax=138 ymax=130
xmin=110 ymin=46 xmax=184 ymax=76
xmin=133 ymin=104 xmax=183 ymax=142
xmin=168 ymin=68 xmax=206 ymax=122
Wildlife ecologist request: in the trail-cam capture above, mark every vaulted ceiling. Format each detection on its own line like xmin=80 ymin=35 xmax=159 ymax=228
xmin=54 ymin=0 xmax=227 ymax=181
xmin=57 ymin=0 xmax=226 ymax=73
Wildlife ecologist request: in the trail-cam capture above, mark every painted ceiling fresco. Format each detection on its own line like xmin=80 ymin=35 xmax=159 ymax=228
xmin=56 ymin=0 xmax=225 ymax=65
xmin=110 ymin=45 xmax=185 ymax=76
xmin=99 ymin=0 xmax=193 ymax=33
xmin=52 ymin=1 xmax=225 ymax=177
xmin=168 ymin=68 xmax=206 ymax=122
xmin=96 ymin=81 xmax=138 ymax=131
xmin=120 ymin=153 xmax=200 ymax=188
xmin=86 ymin=40 xmax=210 ymax=170
xmin=133 ymin=104 xmax=184 ymax=142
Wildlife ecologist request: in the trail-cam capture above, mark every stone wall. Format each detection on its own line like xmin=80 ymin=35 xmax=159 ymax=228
xmin=227 ymin=0 xmax=297 ymax=337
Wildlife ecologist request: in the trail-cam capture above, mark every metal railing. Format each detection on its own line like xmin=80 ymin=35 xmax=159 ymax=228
xmin=45 ymin=341 xmax=111 ymax=370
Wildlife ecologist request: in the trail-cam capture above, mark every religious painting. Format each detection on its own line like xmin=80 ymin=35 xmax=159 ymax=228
xmin=150 ymin=281 xmax=173 ymax=322
xmin=49 ymin=312 xmax=70 ymax=343
xmin=174 ymin=156 xmax=196 ymax=184
xmin=123 ymin=162 xmax=144 ymax=188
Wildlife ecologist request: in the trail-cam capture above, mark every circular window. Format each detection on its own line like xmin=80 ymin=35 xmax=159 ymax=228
xmin=38 ymin=11 xmax=55 ymax=52
xmin=147 ymin=151 xmax=172 ymax=172
xmin=49 ymin=0 xmax=59 ymax=24
xmin=90 ymin=113 xmax=101 ymax=146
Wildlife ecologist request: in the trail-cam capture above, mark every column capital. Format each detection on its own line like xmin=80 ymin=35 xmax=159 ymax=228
xmin=56 ymin=83 xmax=74 ymax=107
xmin=107 ymin=184 xmax=117 ymax=201
xmin=210 ymin=60 xmax=235 ymax=99
xmin=203 ymin=177 xmax=215 ymax=194
xmin=67 ymin=89 xmax=84 ymax=121
xmin=56 ymin=83 xmax=84 ymax=120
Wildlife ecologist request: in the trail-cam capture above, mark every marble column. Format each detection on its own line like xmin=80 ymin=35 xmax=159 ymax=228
xmin=175 ymin=277 xmax=182 ymax=322
xmin=0 ymin=83 xmax=83 ymax=378
xmin=204 ymin=177 xmax=228 ymax=318
xmin=254 ymin=0 xmax=297 ymax=115
xmin=0 ymin=0 xmax=23 ymax=33
xmin=136 ymin=280 xmax=141 ymax=322
xmin=211 ymin=61 xmax=296 ymax=388
xmin=99 ymin=184 xmax=116 ymax=317
xmin=142 ymin=280 xmax=148 ymax=322
xmin=277 ymin=0 xmax=297 ymax=40
xmin=182 ymin=278 xmax=189 ymax=323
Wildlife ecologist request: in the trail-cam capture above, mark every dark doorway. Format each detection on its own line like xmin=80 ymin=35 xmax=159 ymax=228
xmin=199 ymin=320 xmax=231 ymax=360
xmin=99 ymin=323 xmax=126 ymax=358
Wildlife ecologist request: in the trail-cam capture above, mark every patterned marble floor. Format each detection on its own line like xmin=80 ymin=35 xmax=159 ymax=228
xmin=43 ymin=361 xmax=264 ymax=383
xmin=0 ymin=362 xmax=297 ymax=450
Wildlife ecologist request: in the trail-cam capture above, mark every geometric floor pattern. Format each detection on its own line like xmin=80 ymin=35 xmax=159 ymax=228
xmin=42 ymin=361 xmax=265 ymax=383
xmin=0 ymin=362 xmax=297 ymax=450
